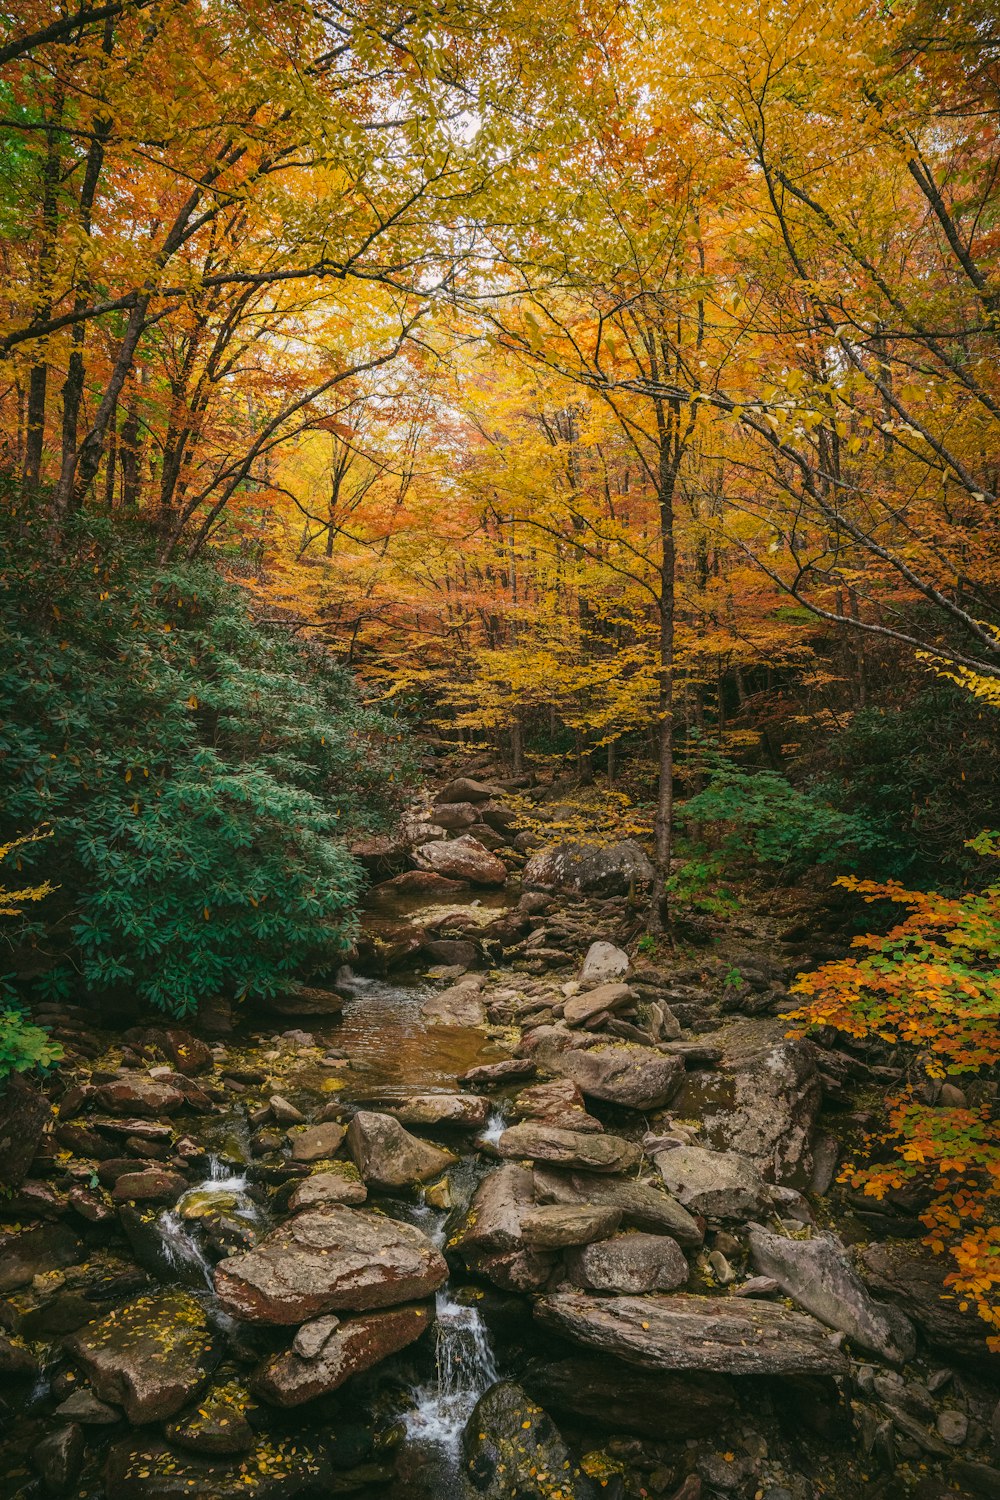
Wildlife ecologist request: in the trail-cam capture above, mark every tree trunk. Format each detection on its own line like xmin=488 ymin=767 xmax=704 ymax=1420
xmin=651 ymin=487 xmax=676 ymax=931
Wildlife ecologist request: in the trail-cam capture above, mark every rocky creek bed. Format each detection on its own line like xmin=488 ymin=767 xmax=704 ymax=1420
xmin=2 ymin=764 xmax=1000 ymax=1500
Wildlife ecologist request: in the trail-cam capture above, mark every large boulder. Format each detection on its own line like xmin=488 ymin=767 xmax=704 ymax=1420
xmin=346 ymin=1110 xmax=457 ymax=1189
xmin=213 ymin=1205 xmax=448 ymax=1323
xmin=523 ymin=839 xmax=654 ymax=896
xmin=451 ymin=1163 xmax=556 ymax=1292
xmin=535 ymin=1292 xmax=849 ymax=1375
xmin=0 ymin=1223 xmax=83 ymax=1291
xmin=0 ymin=1075 xmax=52 ymax=1188
xmin=748 ymin=1225 xmax=915 ymax=1365
xmin=413 ymin=835 xmax=507 ymax=887
xmin=385 ymin=1094 xmax=489 ymax=1129
xmin=672 ymin=1035 xmax=822 ymax=1187
xmin=565 ymin=1231 xmax=689 ymax=1293
xmin=430 ymin=801 xmax=480 ymax=830
xmin=531 ymin=1033 xmax=684 ymax=1110
xmin=579 ymin=942 xmax=630 ymax=983
xmin=496 ymin=1122 xmax=640 ymax=1174
xmin=462 ymin=1381 xmax=599 ymax=1500
xmin=252 ymin=1303 xmax=431 ymax=1406
xmin=95 ymin=1072 xmax=185 ymax=1117
xmin=435 ymin=777 xmax=498 ymax=804
xmin=421 ymin=977 xmax=487 ymax=1027
xmin=65 ymin=1291 xmax=219 ymax=1423
xmin=533 ymin=1167 xmax=704 ymax=1248
xmin=654 ymin=1145 xmax=775 ymax=1220
xmin=452 ymin=1164 xmax=535 ymax=1255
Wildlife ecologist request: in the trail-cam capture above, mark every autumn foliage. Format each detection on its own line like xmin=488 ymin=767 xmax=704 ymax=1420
xmin=792 ymin=836 xmax=1000 ymax=1340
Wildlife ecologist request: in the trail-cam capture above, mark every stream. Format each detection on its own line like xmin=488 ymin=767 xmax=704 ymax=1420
xmin=143 ymin=964 xmax=513 ymax=1499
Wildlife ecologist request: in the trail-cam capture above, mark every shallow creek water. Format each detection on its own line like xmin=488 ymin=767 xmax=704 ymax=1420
xmin=153 ymin=966 xmax=515 ymax=1498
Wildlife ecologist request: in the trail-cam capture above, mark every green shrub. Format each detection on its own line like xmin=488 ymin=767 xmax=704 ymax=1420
xmin=0 ymin=1008 xmax=62 ymax=1084
xmin=0 ymin=508 xmax=411 ymax=1016
xmin=822 ymin=686 xmax=1000 ymax=885
xmin=679 ymin=760 xmax=890 ymax=876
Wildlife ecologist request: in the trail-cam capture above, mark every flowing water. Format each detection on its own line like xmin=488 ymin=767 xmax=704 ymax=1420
xmin=154 ymin=1154 xmax=260 ymax=1290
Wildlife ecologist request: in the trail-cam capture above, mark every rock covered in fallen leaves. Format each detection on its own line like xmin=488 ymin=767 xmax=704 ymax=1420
xmin=65 ymin=1290 xmax=219 ymax=1423
xmin=462 ymin=1380 xmax=600 ymax=1499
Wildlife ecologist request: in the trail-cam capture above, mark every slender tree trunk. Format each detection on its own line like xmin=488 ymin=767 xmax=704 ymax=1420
xmin=651 ymin=482 xmax=676 ymax=931
xmin=102 ymin=407 xmax=118 ymax=507
xmin=120 ymin=392 xmax=143 ymax=508
xmin=23 ymin=94 xmax=64 ymax=493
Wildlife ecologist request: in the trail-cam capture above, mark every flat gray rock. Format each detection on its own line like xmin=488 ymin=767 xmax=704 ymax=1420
xmin=532 ymin=1167 xmax=704 ymax=1248
xmin=654 ymin=1145 xmax=774 ymax=1220
xmin=535 ymin=1292 xmax=849 ymax=1375
xmin=519 ymin=1204 xmax=621 ymax=1248
xmin=496 ymin=1123 xmax=640 ymax=1174
xmin=565 ymin=1232 xmax=689 ymax=1293
xmin=748 ymin=1224 xmax=915 ymax=1365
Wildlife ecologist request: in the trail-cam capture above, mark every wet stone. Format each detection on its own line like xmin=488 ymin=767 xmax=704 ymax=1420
xmin=111 ymin=1168 xmax=187 ymax=1203
xmin=0 ymin=1224 xmax=83 ymax=1292
xmin=65 ymin=1290 xmax=219 ymax=1423
xmin=252 ymin=1303 xmax=431 ymax=1406
xmin=345 ymin=1110 xmax=457 ymax=1190
xmin=32 ymin=1423 xmax=86 ymax=1497
xmin=103 ymin=1434 xmax=331 ymax=1499
xmin=462 ymin=1380 xmax=600 ymax=1499
xmin=95 ymin=1072 xmax=185 ymax=1117
xmin=288 ymin=1163 xmax=367 ymax=1209
xmin=165 ymin=1382 xmax=256 ymax=1456
xmin=213 ymin=1204 xmax=447 ymax=1323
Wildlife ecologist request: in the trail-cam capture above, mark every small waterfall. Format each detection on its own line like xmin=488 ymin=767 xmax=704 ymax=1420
xmin=405 ymin=1289 xmax=499 ymax=1450
xmin=153 ymin=1153 xmax=257 ymax=1289
xmin=477 ymin=1108 xmax=507 ymax=1148
xmin=155 ymin=1208 xmax=215 ymax=1288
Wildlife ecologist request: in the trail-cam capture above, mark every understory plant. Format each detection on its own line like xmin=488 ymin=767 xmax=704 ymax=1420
xmin=0 ymin=509 xmax=411 ymax=1017
xmin=791 ymin=833 xmax=1000 ymax=1344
